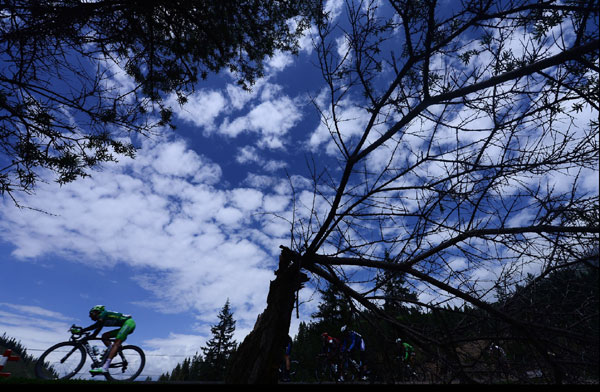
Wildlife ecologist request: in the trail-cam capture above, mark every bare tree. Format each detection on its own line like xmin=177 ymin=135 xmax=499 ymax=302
xmin=227 ymin=0 xmax=598 ymax=384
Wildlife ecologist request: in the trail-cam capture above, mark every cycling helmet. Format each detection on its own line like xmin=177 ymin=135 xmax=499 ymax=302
xmin=89 ymin=305 xmax=105 ymax=314
xmin=396 ymin=338 xmax=402 ymax=343
xmin=321 ymin=332 xmax=329 ymax=337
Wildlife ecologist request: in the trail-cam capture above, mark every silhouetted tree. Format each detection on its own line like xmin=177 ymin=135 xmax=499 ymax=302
xmin=0 ymin=0 xmax=319 ymax=200
xmin=229 ymin=0 xmax=599 ymax=384
xmin=201 ymin=299 xmax=238 ymax=381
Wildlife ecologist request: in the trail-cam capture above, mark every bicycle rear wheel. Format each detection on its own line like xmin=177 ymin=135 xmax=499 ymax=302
xmin=315 ymin=356 xmax=335 ymax=383
xmin=105 ymin=345 xmax=145 ymax=381
xmin=35 ymin=341 xmax=86 ymax=380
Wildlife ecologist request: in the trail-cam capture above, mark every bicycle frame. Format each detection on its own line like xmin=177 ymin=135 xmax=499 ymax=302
xmin=77 ymin=336 xmax=109 ymax=367
xmin=341 ymin=352 xmax=362 ymax=379
xmin=315 ymin=354 xmax=341 ymax=382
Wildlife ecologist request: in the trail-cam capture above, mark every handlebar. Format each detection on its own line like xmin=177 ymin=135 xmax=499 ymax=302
xmin=68 ymin=324 xmax=95 ymax=342
xmin=68 ymin=324 xmax=114 ymax=343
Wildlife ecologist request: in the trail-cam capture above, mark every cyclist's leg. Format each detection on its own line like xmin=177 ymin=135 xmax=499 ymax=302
xmin=359 ymin=349 xmax=367 ymax=376
xmin=90 ymin=329 xmax=120 ymax=374
xmin=101 ymin=328 xmax=119 ymax=347
xmin=283 ymin=341 xmax=292 ymax=380
xmin=95 ymin=320 xmax=136 ymax=372
xmin=108 ymin=319 xmax=136 ymax=360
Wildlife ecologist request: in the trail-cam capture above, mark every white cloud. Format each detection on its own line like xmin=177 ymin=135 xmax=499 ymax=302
xmin=308 ymin=98 xmax=370 ymax=155
xmin=146 ymin=140 xmax=222 ymax=184
xmin=236 ymin=145 xmax=288 ymax=173
xmin=0 ymin=303 xmax=69 ymax=322
xmin=226 ymin=81 xmax=265 ymax=111
xmin=0 ymin=308 xmax=72 ymax=357
xmin=230 ymin=188 xmax=263 ymax=212
xmin=325 ymin=0 xmax=345 ymax=19
xmin=219 ymin=96 xmax=303 ymax=149
xmin=142 ymin=333 xmax=207 ymax=378
xmin=267 ymin=50 xmax=295 ymax=73
xmin=169 ymin=89 xmax=227 ymax=131
xmin=0 ymin=135 xmax=290 ymax=335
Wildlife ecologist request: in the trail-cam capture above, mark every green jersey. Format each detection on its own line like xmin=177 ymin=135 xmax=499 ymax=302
xmin=402 ymin=342 xmax=414 ymax=360
xmin=83 ymin=309 xmax=133 ymax=336
xmin=96 ymin=310 xmax=132 ymax=327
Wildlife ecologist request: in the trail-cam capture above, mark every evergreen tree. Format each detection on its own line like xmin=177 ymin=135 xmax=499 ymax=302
xmin=169 ymin=363 xmax=182 ymax=381
xmin=379 ymin=251 xmax=419 ymax=315
xmin=158 ymin=372 xmax=170 ymax=381
xmin=311 ymin=283 xmax=352 ymax=335
xmin=201 ymin=299 xmax=238 ymax=381
xmin=179 ymin=357 xmax=191 ymax=381
xmin=380 ymin=272 xmax=419 ymax=316
xmin=188 ymin=352 xmax=204 ymax=381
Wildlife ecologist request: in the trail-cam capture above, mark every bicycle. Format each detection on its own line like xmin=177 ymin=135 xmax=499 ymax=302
xmin=315 ymin=353 xmax=341 ymax=383
xmin=340 ymin=352 xmax=370 ymax=382
xmin=279 ymin=359 xmax=298 ymax=382
xmin=35 ymin=324 xmax=145 ymax=381
xmin=396 ymin=358 xmax=425 ymax=383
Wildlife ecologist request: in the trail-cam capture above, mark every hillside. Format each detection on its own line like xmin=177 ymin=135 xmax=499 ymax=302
xmin=0 ymin=344 xmax=35 ymax=379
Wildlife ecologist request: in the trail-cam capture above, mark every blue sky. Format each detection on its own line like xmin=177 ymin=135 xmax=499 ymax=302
xmin=1 ymin=0 xmax=598 ymax=381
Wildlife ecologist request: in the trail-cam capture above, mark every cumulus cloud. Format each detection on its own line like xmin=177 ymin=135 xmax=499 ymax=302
xmin=168 ymin=76 xmax=305 ymax=154
xmin=219 ymin=95 xmax=303 ymax=149
xmin=0 ymin=135 xmax=293 ymax=333
xmin=236 ymin=145 xmax=288 ymax=173
xmin=308 ymin=96 xmax=371 ymax=155
xmin=168 ymin=89 xmax=227 ymax=131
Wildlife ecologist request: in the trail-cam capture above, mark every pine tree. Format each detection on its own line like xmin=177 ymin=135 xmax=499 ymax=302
xmin=201 ymin=299 xmax=238 ymax=381
xmin=169 ymin=363 xmax=182 ymax=381
xmin=378 ymin=251 xmax=419 ymax=315
xmin=158 ymin=372 xmax=170 ymax=381
xmin=189 ymin=352 xmax=204 ymax=381
xmin=381 ymin=269 xmax=419 ymax=315
xmin=311 ymin=283 xmax=353 ymax=335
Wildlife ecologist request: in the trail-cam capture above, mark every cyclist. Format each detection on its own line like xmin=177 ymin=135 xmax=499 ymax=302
xmin=282 ymin=334 xmax=293 ymax=382
xmin=396 ymin=338 xmax=415 ymax=364
xmin=487 ymin=342 xmax=508 ymax=380
xmin=71 ymin=305 xmax=136 ymax=375
xmin=320 ymin=332 xmax=342 ymax=380
xmin=340 ymin=325 xmax=368 ymax=380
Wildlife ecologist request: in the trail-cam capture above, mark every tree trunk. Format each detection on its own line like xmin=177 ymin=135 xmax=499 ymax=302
xmin=225 ymin=246 xmax=308 ymax=384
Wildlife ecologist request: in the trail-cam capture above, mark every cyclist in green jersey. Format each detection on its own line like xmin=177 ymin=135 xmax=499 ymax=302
xmin=396 ymin=338 xmax=414 ymax=363
xmin=71 ymin=305 xmax=136 ymax=375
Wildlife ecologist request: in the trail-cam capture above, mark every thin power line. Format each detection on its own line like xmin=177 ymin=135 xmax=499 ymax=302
xmin=26 ymin=347 xmax=194 ymax=358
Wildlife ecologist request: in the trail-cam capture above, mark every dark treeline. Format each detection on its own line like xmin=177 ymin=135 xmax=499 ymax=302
xmin=164 ymin=260 xmax=598 ymax=384
xmin=292 ymin=261 xmax=598 ymax=384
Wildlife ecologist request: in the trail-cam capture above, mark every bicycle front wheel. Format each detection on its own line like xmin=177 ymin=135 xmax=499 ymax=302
xmin=105 ymin=345 xmax=145 ymax=381
xmin=315 ymin=356 xmax=331 ymax=383
xmin=35 ymin=341 xmax=86 ymax=380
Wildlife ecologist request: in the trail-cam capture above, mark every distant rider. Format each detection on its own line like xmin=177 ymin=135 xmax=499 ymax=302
xmin=396 ymin=337 xmax=415 ymax=364
xmin=340 ymin=325 xmax=368 ymax=380
xmin=282 ymin=334 xmax=293 ymax=382
xmin=320 ymin=332 xmax=342 ymax=380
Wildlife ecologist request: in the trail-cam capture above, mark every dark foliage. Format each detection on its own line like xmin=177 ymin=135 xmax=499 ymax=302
xmin=0 ymin=0 xmax=320 ymax=199
xmin=287 ymin=261 xmax=598 ymax=384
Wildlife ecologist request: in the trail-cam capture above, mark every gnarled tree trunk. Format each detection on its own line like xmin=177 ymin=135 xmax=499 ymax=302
xmin=225 ymin=246 xmax=307 ymax=383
